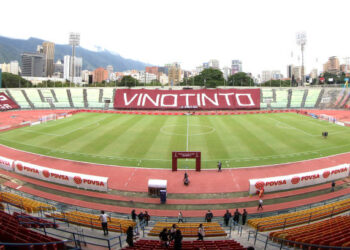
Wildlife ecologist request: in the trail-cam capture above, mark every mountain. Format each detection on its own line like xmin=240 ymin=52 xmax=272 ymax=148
xmin=0 ymin=36 xmax=150 ymax=71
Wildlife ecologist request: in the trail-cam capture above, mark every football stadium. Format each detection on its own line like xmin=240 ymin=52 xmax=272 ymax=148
xmin=0 ymin=86 xmax=349 ymax=249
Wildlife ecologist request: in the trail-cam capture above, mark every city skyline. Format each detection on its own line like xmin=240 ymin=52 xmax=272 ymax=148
xmin=1 ymin=0 xmax=350 ymax=76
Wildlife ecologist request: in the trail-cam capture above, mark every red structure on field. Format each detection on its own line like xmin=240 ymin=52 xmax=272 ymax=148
xmin=172 ymin=151 xmax=201 ymax=171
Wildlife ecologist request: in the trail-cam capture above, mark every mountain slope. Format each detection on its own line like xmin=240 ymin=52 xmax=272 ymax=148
xmin=0 ymin=36 xmax=150 ymax=71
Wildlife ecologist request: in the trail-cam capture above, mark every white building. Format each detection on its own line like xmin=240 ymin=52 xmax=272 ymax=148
xmin=106 ymin=65 xmax=114 ymax=80
xmin=159 ymin=73 xmax=169 ymax=85
xmin=0 ymin=61 xmax=20 ymax=75
xmin=64 ymin=55 xmax=83 ymax=83
xmin=208 ymin=59 xmax=220 ymax=69
xmin=138 ymin=71 xmax=157 ymax=84
xmin=231 ymin=60 xmax=242 ymax=75
xmin=222 ymin=66 xmax=231 ymax=80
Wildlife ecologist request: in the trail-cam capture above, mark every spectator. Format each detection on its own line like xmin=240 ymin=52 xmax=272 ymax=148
xmin=138 ymin=211 xmax=144 ymax=223
xmin=131 ymin=209 xmax=137 ymax=222
xmin=223 ymin=210 xmax=232 ymax=226
xmin=144 ymin=211 xmax=150 ymax=226
xmin=174 ymin=229 xmax=183 ymax=250
xmin=99 ymin=210 xmax=110 ymax=236
xmin=257 ymin=199 xmax=263 ymax=210
xmin=169 ymin=224 xmax=177 ymax=241
xmin=197 ymin=224 xmax=205 ymax=240
xmin=242 ymin=209 xmax=248 ymax=225
xmin=159 ymin=228 xmax=169 ymax=248
xmin=178 ymin=211 xmax=184 ymax=223
xmin=217 ymin=161 xmax=222 ymax=172
xmin=205 ymin=210 xmax=213 ymax=222
xmin=233 ymin=209 xmax=241 ymax=224
xmin=126 ymin=226 xmax=134 ymax=247
xmin=331 ymin=181 xmax=335 ymax=192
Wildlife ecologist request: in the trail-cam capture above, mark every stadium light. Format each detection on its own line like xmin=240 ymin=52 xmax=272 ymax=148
xmin=296 ymin=31 xmax=307 ymax=86
xmin=69 ymin=32 xmax=80 ymax=86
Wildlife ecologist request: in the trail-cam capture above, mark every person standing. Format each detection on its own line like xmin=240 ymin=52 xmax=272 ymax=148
xmin=131 ymin=209 xmax=137 ymax=222
xmin=223 ymin=210 xmax=232 ymax=226
xmin=159 ymin=228 xmax=169 ymax=248
xmin=233 ymin=209 xmax=241 ymax=224
xmin=197 ymin=224 xmax=205 ymax=240
xmin=257 ymin=199 xmax=263 ymax=210
xmin=178 ymin=211 xmax=184 ymax=223
xmin=126 ymin=226 xmax=134 ymax=247
xmin=174 ymin=229 xmax=183 ymax=250
xmin=242 ymin=209 xmax=248 ymax=225
xmin=144 ymin=211 xmax=150 ymax=226
xmin=99 ymin=210 xmax=110 ymax=236
xmin=217 ymin=161 xmax=222 ymax=172
xmin=205 ymin=210 xmax=213 ymax=222
xmin=169 ymin=224 xmax=177 ymax=241
xmin=331 ymin=181 xmax=335 ymax=192
xmin=138 ymin=211 xmax=144 ymax=223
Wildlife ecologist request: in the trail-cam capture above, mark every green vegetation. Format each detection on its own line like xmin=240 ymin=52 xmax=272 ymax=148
xmin=1 ymin=72 xmax=32 ymax=88
xmin=1 ymin=112 xmax=350 ymax=169
xmin=180 ymin=68 xmax=225 ymax=88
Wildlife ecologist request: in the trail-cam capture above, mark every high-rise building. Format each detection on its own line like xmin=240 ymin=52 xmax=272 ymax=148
xmin=106 ymin=65 xmax=114 ymax=80
xmin=167 ymin=63 xmax=182 ymax=86
xmin=9 ymin=61 xmax=19 ymax=75
xmin=231 ymin=60 xmax=242 ymax=75
xmin=261 ymin=71 xmax=272 ymax=83
xmin=21 ymin=52 xmax=45 ymax=77
xmin=64 ymin=55 xmax=82 ymax=83
xmin=208 ymin=59 xmax=219 ymax=69
xmin=323 ymin=56 xmax=340 ymax=75
xmin=222 ymin=67 xmax=231 ymax=80
xmin=42 ymin=41 xmax=55 ymax=77
xmin=93 ymin=67 xmax=108 ymax=83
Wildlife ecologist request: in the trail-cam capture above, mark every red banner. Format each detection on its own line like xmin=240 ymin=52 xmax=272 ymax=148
xmin=114 ymin=89 xmax=260 ymax=110
xmin=0 ymin=92 xmax=19 ymax=111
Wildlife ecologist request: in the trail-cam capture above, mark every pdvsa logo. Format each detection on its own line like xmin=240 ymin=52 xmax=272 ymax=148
xmin=255 ymin=181 xmax=265 ymax=190
xmin=74 ymin=176 xmax=82 ymax=185
xmin=16 ymin=163 xmax=23 ymax=171
xmin=43 ymin=170 xmax=50 ymax=178
xmin=323 ymin=171 xmax=330 ymax=179
xmin=291 ymin=176 xmax=300 ymax=184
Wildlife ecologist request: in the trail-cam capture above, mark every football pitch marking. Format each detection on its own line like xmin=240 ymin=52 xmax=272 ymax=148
xmin=186 ymin=115 xmax=189 ymax=151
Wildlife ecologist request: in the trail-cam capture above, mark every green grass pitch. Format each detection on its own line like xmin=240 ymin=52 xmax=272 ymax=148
xmin=1 ymin=112 xmax=350 ymax=169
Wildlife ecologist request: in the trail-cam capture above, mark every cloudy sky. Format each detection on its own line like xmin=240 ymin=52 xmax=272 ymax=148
xmin=1 ymin=0 xmax=349 ymax=76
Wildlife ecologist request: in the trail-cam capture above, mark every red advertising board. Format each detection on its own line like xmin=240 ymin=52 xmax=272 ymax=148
xmin=0 ymin=92 xmax=19 ymax=111
xmin=114 ymin=89 xmax=260 ymax=110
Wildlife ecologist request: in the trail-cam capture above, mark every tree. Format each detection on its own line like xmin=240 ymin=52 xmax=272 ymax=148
xmin=1 ymin=72 xmax=32 ymax=88
xmin=227 ymin=72 xmax=254 ymax=86
xmin=119 ymin=75 xmax=139 ymax=87
xmin=180 ymin=68 xmax=224 ymax=88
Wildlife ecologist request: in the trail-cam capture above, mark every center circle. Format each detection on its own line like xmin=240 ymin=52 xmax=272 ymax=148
xmin=160 ymin=124 xmax=215 ymax=136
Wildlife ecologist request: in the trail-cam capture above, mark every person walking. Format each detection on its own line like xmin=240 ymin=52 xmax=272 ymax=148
xmin=233 ymin=209 xmax=241 ymax=224
xmin=126 ymin=226 xmax=134 ymax=247
xmin=257 ymin=199 xmax=263 ymax=210
xmin=205 ymin=210 xmax=213 ymax=222
xmin=197 ymin=224 xmax=205 ymax=240
xmin=174 ymin=229 xmax=183 ymax=250
xmin=131 ymin=209 xmax=137 ymax=222
xmin=178 ymin=211 xmax=184 ymax=223
xmin=223 ymin=210 xmax=232 ymax=226
xmin=242 ymin=209 xmax=248 ymax=225
xmin=99 ymin=210 xmax=110 ymax=236
xmin=331 ymin=181 xmax=335 ymax=192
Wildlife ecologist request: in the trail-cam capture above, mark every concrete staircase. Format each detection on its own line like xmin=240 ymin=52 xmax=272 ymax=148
xmin=66 ymin=89 xmax=74 ymax=108
xmin=315 ymin=88 xmax=325 ymax=108
xmin=287 ymin=89 xmax=292 ymax=108
xmin=21 ymin=89 xmax=34 ymax=109
xmin=301 ymin=89 xmax=308 ymax=108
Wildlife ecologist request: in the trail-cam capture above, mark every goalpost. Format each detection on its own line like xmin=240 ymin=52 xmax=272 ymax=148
xmin=172 ymin=151 xmax=201 ymax=171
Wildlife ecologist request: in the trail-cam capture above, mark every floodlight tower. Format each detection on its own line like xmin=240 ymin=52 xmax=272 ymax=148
xmin=69 ymin=32 xmax=80 ymax=85
xmin=296 ymin=32 xmax=307 ymax=86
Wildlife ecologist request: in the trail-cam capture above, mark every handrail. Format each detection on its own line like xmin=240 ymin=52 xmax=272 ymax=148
xmin=248 ymin=230 xmax=350 ymax=250
xmin=254 ymin=199 xmax=350 ymax=231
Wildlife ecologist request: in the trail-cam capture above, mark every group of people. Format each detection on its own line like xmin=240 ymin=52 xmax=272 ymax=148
xmin=131 ymin=209 xmax=150 ymax=225
xmin=223 ymin=209 xmax=248 ymax=226
xmin=159 ymin=224 xmax=183 ymax=249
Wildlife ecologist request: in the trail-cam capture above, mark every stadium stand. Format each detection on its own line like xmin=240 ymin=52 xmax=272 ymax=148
xmin=13 ymin=212 xmax=58 ymax=228
xmin=7 ymin=89 xmax=31 ymax=108
xmin=86 ymin=88 xmax=105 ymax=108
xmin=47 ymin=210 xmax=136 ymax=233
xmin=247 ymin=198 xmax=350 ymax=231
xmin=0 ymin=192 xmax=56 ymax=213
xmin=289 ymin=89 xmax=305 ymax=108
xmin=148 ymin=222 xmax=226 ymax=237
xmin=271 ymin=89 xmax=288 ymax=108
xmin=304 ymin=88 xmax=321 ymax=108
xmin=52 ymin=88 xmax=71 ymax=108
xmin=123 ymin=239 xmax=245 ymax=250
xmin=25 ymin=89 xmax=51 ymax=109
xmin=269 ymin=215 xmax=350 ymax=249
xmin=0 ymin=210 xmax=65 ymax=249
xmin=69 ymin=88 xmax=85 ymax=108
